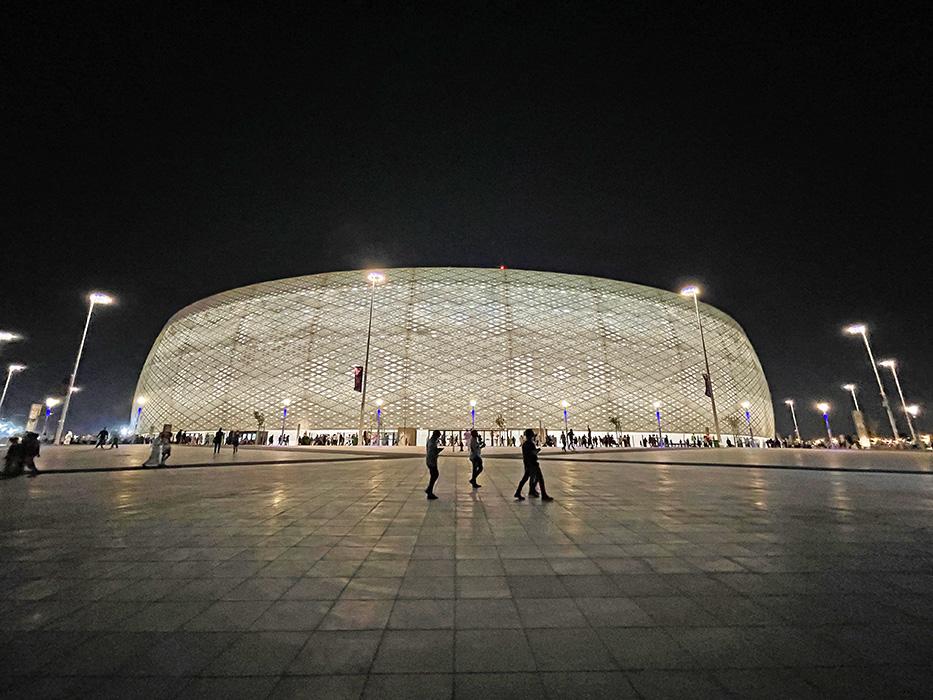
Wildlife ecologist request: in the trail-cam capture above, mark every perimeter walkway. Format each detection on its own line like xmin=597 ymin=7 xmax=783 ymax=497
xmin=0 ymin=450 xmax=930 ymax=698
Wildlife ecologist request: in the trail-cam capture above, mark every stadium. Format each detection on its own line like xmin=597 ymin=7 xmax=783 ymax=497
xmin=131 ymin=268 xmax=774 ymax=445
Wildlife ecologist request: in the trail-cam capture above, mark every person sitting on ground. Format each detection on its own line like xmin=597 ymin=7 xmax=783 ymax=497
xmin=2 ymin=437 xmax=24 ymax=478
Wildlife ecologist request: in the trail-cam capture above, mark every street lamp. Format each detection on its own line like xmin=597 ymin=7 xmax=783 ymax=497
xmin=680 ymin=286 xmax=721 ymax=444
xmin=844 ymin=324 xmax=899 ymax=442
xmin=653 ymin=401 xmax=663 ymax=444
xmin=784 ymin=399 xmax=800 ymax=443
xmin=54 ymin=291 xmax=115 ymax=444
xmin=841 ymin=384 xmax=860 ymax=412
xmin=375 ymin=399 xmax=384 ymax=445
xmin=817 ymin=402 xmax=833 ymax=447
xmin=741 ymin=401 xmax=754 ymax=444
xmin=879 ymin=360 xmax=919 ymax=445
xmin=469 ymin=399 xmax=477 ymax=428
xmin=561 ymin=400 xmax=570 ymax=436
xmin=280 ymin=399 xmax=290 ymax=440
xmin=0 ymin=363 xmax=26 ymax=419
xmin=358 ymin=271 xmax=385 ymax=443
xmin=42 ymin=397 xmax=61 ymax=438
xmin=133 ymin=396 xmax=147 ymax=433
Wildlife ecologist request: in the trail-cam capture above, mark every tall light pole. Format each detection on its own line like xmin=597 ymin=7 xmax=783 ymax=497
xmin=469 ymin=399 xmax=477 ymax=428
xmin=561 ymin=400 xmax=570 ymax=436
xmin=280 ymin=399 xmax=290 ymax=441
xmin=133 ymin=396 xmax=147 ymax=433
xmin=375 ymin=399 xmax=383 ymax=445
xmin=817 ymin=402 xmax=833 ymax=447
xmin=55 ymin=292 xmax=115 ymax=444
xmin=741 ymin=401 xmax=754 ymax=444
xmin=42 ymin=397 xmax=61 ymax=438
xmin=653 ymin=401 xmax=663 ymax=444
xmin=842 ymin=384 xmax=860 ymax=412
xmin=680 ymin=286 xmax=721 ymax=444
xmin=784 ymin=399 xmax=800 ymax=443
xmin=879 ymin=360 xmax=918 ymax=445
xmin=0 ymin=363 xmax=26 ymax=419
xmin=844 ymin=324 xmax=899 ymax=442
xmin=358 ymin=271 xmax=385 ymax=443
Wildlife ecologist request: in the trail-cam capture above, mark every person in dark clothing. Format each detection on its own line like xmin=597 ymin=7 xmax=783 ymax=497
xmin=231 ymin=431 xmax=240 ymax=454
xmin=468 ymin=429 xmax=484 ymax=488
xmin=425 ymin=430 xmax=443 ymax=499
xmin=515 ymin=429 xmax=552 ymax=501
xmin=21 ymin=432 xmax=41 ymax=477
xmin=212 ymin=429 xmax=224 ymax=454
xmin=3 ymin=437 xmax=24 ymax=478
xmin=95 ymin=428 xmax=109 ymax=449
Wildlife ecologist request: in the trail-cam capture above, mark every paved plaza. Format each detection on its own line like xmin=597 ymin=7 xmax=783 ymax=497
xmin=0 ymin=447 xmax=931 ymax=698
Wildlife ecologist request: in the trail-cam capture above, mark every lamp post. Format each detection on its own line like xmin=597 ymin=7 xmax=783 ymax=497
xmin=0 ymin=363 xmax=26 ymax=419
xmin=375 ymin=399 xmax=383 ymax=445
xmin=133 ymin=396 xmax=147 ymax=433
xmin=280 ymin=399 xmax=290 ymax=441
xmin=841 ymin=384 xmax=860 ymax=412
xmin=680 ymin=286 xmax=721 ymax=444
xmin=561 ymin=400 xmax=569 ymax=436
xmin=54 ymin=292 xmax=115 ymax=444
xmin=817 ymin=402 xmax=833 ymax=447
xmin=653 ymin=401 xmax=663 ymax=445
xmin=42 ymin=397 xmax=61 ymax=438
xmin=358 ymin=271 xmax=385 ymax=444
xmin=844 ymin=324 xmax=899 ymax=442
xmin=469 ymin=400 xmax=477 ymax=428
xmin=741 ymin=401 xmax=754 ymax=444
xmin=784 ymin=399 xmax=800 ymax=443
xmin=879 ymin=360 xmax=919 ymax=445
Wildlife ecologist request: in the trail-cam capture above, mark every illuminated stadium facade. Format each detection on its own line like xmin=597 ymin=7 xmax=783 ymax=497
xmin=132 ymin=268 xmax=774 ymax=444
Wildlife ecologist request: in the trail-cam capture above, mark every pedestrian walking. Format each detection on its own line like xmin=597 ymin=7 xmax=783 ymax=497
xmin=425 ymin=430 xmax=443 ymax=499
xmin=212 ymin=428 xmax=224 ymax=454
xmin=21 ymin=432 xmax=41 ymax=477
xmin=231 ymin=430 xmax=240 ymax=454
xmin=515 ymin=429 xmax=552 ymax=501
xmin=95 ymin=427 xmax=109 ymax=449
xmin=109 ymin=433 xmax=120 ymax=449
xmin=468 ymin=429 xmax=484 ymax=488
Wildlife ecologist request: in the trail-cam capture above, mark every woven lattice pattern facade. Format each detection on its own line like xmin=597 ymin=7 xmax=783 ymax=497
xmin=132 ymin=268 xmax=774 ymax=436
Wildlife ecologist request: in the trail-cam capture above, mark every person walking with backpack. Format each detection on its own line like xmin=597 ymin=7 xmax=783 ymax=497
xmin=468 ymin=429 xmax=484 ymax=488
xmin=515 ymin=429 xmax=552 ymax=501
xmin=425 ymin=430 xmax=443 ymax=499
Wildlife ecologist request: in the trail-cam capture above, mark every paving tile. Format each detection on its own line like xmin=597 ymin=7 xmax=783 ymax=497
xmin=516 ymin=597 xmax=587 ymax=627
xmin=541 ymin=671 xmax=638 ymax=698
xmin=576 ymin=596 xmax=653 ymax=627
xmin=340 ymin=577 xmax=403 ymax=599
xmin=204 ymin=630 xmax=308 ymax=675
xmin=372 ymin=630 xmax=454 ymax=672
xmin=626 ymin=669 xmax=727 ymax=698
xmin=183 ymin=600 xmax=272 ymax=631
xmin=597 ymin=627 xmax=698 ymax=669
xmin=121 ymin=601 xmax=209 ymax=631
xmin=456 ymin=576 xmax=510 ymax=598
xmin=454 ymin=599 xmax=522 ymax=629
xmin=176 ymin=677 xmax=278 ymax=700
xmin=526 ymin=628 xmax=617 ymax=670
xmin=283 ymin=577 xmax=350 ymax=600
xmin=122 ymin=631 xmax=239 ymax=676
xmin=398 ymin=577 xmax=455 ymax=599
xmin=287 ymin=630 xmax=382 ymax=674
xmin=388 ymin=599 xmax=455 ymax=629
xmin=251 ymin=600 xmax=332 ymax=630
xmin=455 ymin=629 xmax=536 ymax=671
xmin=319 ymin=600 xmax=393 ymax=630
xmin=363 ymin=673 xmax=452 ymax=699
xmin=455 ymin=672 xmax=545 ymax=699
xmin=271 ymin=675 xmax=366 ymax=700
xmin=507 ymin=575 xmax=569 ymax=598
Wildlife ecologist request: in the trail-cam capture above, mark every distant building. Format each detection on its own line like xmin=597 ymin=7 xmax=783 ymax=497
xmin=133 ymin=268 xmax=773 ymax=443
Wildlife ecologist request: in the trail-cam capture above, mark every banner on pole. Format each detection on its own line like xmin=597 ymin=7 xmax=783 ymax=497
xmin=702 ymin=372 xmax=713 ymax=398
xmin=353 ymin=366 xmax=364 ymax=392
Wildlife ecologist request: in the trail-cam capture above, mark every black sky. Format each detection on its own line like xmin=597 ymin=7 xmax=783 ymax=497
xmin=1 ymin=2 xmax=930 ymax=439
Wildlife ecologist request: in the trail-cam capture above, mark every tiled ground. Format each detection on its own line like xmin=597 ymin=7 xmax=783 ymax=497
xmin=0 ymin=450 xmax=930 ymax=698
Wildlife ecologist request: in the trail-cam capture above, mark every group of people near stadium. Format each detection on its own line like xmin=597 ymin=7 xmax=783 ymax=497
xmin=424 ymin=428 xmax=552 ymax=501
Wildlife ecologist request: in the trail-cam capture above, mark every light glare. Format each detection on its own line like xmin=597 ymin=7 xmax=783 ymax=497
xmin=679 ymin=285 xmax=699 ymax=297
xmin=844 ymin=323 xmax=866 ymax=335
xmin=89 ymin=292 xmax=115 ymax=305
xmin=367 ymin=271 xmax=385 ymax=284
xmin=816 ymin=402 xmax=830 ymax=414
xmin=8 ymin=363 xmax=26 ymax=372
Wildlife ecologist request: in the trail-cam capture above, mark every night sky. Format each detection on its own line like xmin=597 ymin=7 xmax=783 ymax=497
xmin=1 ymin=3 xmax=930 ymax=439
